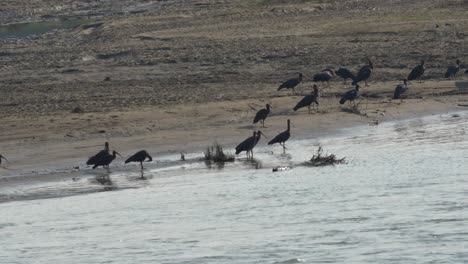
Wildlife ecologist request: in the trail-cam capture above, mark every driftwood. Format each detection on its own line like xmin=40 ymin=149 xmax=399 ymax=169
xmin=305 ymin=146 xmax=346 ymax=167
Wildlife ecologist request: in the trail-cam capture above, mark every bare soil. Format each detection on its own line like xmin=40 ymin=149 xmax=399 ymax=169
xmin=0 ymin=0 xmax=467 ymax=173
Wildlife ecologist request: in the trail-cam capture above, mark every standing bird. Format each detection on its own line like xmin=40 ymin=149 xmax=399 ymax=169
xmin=251 ymin=130 xmax=266 ymax=158
xmin=339 ymin=85 xmax=360 ymax=107
xmin=268 ymin=119 xmax=292 ymax=151
xmin=125 ymin=150 xmax=153 ymax=170
xmin=87 ymin=142 xmax=110 ymax=166
xmin=293 ymin=84 xmax=319 ymax=114
xmin=393 ymin=79 xmax=409 ymax=99
xmin=465 ymin=69 xmax=468 ymax=74
xmin=445 ymin=59 xmax=460 ymax=79
xmin=0 ymin=154 xmax=9 ymax=165
xmin=278 ymin=73 xmax=303 ymax=95
xmin=253 ymin=104 xmax=272 ymax=127
xmin=335 ymin=67 xmax=355 ymax=84
xmin=313 ymin=69 xmax=334 ymax=85
xmin=352 ymin=58 xmax=374 ymax=86
xmin=92 ymin=151 xmax=121 ymax=170
xmin=235 ymin=131 xmax=257 ymax=158
xmin=407 ymin=60 xmax=425 ymax=82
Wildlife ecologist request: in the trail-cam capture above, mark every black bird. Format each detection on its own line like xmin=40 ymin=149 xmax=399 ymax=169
xmin=340 ymin=85 xmax=360 ymax=106
xmin=0 ymin=154 xmax=8 ymax=165
xmin=335 ymin=67 xmax=355 ymax=84
xmin=445 ymin=59 xmax=460 ymax=79
xmin=125 ymin=150 xmax=153 ymax=170
xmin=87 ymin=142 xmax=110 ymax=166
xmin=278 ymin=73 xmax=303 ymax=95
xmin=92 ymin=150 xmax=121 ymax=170
xmin=251 ymin=130 xmax=266 ymax=158
xmin=293 ymin=84 xmax=319 ymax=114
xmin=408 ymin=60 xmax=425 ymax=82
xmin=393 ymin=79 xmax=409 ymax=99
xmin=312 ymin=70 xmax=333 ymax=85
xmin=268 ymin=119 xmax=292 ymax=150
xmin=236 ymin=131 xmax=257 ymax=158
xmin=465 ymin=69 xmax=468 ymax=74
xmin=253 ymin=104 xmax=272 ymax=127
xmin=352 ymin=58 xmax=374 ymax=86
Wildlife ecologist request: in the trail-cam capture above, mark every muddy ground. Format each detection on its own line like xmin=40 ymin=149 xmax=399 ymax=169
xmin=0 ymin=0 xmax=467 ymax=172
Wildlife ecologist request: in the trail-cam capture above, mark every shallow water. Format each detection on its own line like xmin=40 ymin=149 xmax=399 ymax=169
xmin=1 ymin=112 xmax=468 ymax=263
xmin=0 ymin=19 xmax=93 ymax=39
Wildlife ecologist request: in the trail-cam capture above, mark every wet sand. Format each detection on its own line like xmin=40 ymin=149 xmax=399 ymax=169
xmin=1 ymin=1 xmax=468 ymax=183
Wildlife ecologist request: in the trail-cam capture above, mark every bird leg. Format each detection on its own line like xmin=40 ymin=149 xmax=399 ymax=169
xmin=140 ymin=162 xmax=144 ymax=171
xmin=261 ymin=120 xmax=265 ymax=128
xmin=308 ymin=105 xmax=311 ymax=114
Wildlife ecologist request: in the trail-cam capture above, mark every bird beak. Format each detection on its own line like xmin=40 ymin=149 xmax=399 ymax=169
xmin=290 ymin=121 xmax=295 ymax=127
xmin=260 ymin=131 xmax=268 ymax=138
xmin=115 ymin=152 xmax=122 ymax=157
xmin=0 ymin=155 xmax=8 ymax=162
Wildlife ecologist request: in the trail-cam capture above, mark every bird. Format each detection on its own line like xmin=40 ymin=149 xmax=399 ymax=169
xmin=253 ymin=104 xmax=271 ymax=127
xmin=393 ymin=79 xmax=408 ymax=99
xmin=407 ymin=60 xmax=425 ymax=82
xmin=312 ymin=70 xmax=333 ymax=85
xmin=293 ymin=84 xmax=319 ymax=114
xmin=268 ymin=119 xmax=292 ymax=151
xmin=0 ymin=154 xmax=8 ymax=165
xmin=125 ymin=150 xmax=153 ymax=170
xmin=352 ymin=58 xmax=374 ymax=86
xmin=335 ymin=67 xmax=355 ymax=84
xmin=235 ymin=131 xmax=257 ymax=158
xmin=86 ymin=142 xmax=110 ymax=166
xmin=251 ymin=130 xmax=266 ymax=158
xmin=278 ymin=73 xmax=303 ymax=95
xmin=92 ymin=151 xmax=121 ymax=170
xmin=465 ymin=69 xmax=468 ymax=74
xmin=340 ymin=84 xmax=360 ymax=107
xmin=445 ymin=59 xmax=460 ymax=79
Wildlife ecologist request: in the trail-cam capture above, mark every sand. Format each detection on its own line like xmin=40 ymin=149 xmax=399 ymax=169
xmin=1 ymin=0 xmax=468 ymax=178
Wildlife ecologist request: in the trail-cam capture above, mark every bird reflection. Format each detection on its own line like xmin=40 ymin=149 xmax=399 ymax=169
xmin=243 ymin=158 xmax=263 ymax=169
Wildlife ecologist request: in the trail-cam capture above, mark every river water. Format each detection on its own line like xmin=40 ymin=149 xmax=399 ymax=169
xmin=1 ymin=112 xmax=468 ymax=263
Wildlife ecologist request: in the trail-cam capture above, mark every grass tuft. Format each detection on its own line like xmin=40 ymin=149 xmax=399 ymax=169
xmin=204 ymin=142 xmax=235 ymax=163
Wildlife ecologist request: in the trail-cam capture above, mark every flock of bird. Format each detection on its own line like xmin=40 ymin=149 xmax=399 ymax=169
xmin=0 ymin=58 xmax=465 ymax=174
xmin=234 ymin=57 xmax=465 ymax=159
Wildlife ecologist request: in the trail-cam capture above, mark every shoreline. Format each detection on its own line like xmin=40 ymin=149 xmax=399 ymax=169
xmin=0 ymin=94 xmax=465 ymax=180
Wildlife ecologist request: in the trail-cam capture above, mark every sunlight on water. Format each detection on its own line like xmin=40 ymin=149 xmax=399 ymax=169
xmin=1 ymin=112 xmax=468 ymax=263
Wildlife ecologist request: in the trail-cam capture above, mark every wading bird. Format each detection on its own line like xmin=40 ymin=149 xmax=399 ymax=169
xmin=352 ymin=58 xmax=374 ymax=86
xmin=251 ymin=130 xmax=266 ymax=158
xmin=0 ymin=154 xmax=8 ymax=165
xmin=87 ymin=142 xmax=110 ymax=166
xmin=236 ymin=131 xmax=257 ymax=159
xmin=125 ymin=150 xmax=153 ymax=170
xmin=312 ymin=69 xmax=334 ymax=85
xmin=335 ymin=67 xmax=355 ymax=84
xmin=93 ymin=151 xmax=121 ymax=170
xmin=408 ymin=60 xmax=425 ymax=82
xmin=340 ymin=85 xmax=360 ymax=107
xmin=445 ymin=59 xmax=460 ymax=79
xmin=278 ymin=73 xmax=303 ymax=95
xmin=293 ymin=84 xmax=319 ymax=113
xmin=253 ymin=104 xmax=271 ymax=127
xmin=268 ymin=119 xmax=292 ymax=151
xmin=393 ymin=79 xmax=409 ymax=100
